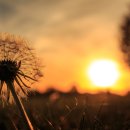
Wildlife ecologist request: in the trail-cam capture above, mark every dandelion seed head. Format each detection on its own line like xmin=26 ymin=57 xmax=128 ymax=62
xmin=0 ymin=33 xmax=43 ymax=103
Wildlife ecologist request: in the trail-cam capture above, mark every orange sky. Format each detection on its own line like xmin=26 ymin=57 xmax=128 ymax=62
xmin=1 ymin=0 xmax=130 ymax=95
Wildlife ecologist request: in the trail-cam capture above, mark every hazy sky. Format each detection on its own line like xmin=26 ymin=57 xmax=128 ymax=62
xmin=1 ymin=0 xmax=130 ymax=94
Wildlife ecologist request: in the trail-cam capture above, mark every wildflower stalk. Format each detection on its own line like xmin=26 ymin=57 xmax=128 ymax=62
xmin=6 ymin=81 xmax=34 ymax=130
xmin=0 ymin=33 xmax=42 ymax=130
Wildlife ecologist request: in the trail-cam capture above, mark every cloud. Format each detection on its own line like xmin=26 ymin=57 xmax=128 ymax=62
xmin=0 ymin=1 xmax=16 ymax=21
xmin=0 ymin=0 xmax=129 ymax=56
xmin=0 ymin=0 xmax=129 ymax=36
xmin=0 ymin=0 xmax=130 ymax=93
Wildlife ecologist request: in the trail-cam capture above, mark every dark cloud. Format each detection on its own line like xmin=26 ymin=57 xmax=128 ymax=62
xmin=0 ymin=1 xmax=16 ymax=21
xmin=0 ymin=0 xmax=129 ymax=42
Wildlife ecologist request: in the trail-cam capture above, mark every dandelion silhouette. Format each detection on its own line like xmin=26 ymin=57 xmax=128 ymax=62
xmin=0 ymin=33 xmax=42 ymax=130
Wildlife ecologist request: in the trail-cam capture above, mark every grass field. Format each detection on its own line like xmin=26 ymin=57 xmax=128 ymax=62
xmin=0 ymin=88 xmax=130 ymax=130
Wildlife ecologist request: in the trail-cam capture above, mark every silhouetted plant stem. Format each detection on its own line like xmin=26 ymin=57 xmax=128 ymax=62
xmin=6 ymin=81 xmax=34 ymax=130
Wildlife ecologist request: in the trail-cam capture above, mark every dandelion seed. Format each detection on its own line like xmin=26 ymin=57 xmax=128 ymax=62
xmin=0 ymin=33 xmax=43 ymax=130
xmin=0 ymin=33 xmax=42 ymax=102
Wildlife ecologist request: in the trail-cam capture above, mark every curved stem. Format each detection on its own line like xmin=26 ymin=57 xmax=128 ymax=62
xmin=6 ymin=81 xmax=34 ymax=130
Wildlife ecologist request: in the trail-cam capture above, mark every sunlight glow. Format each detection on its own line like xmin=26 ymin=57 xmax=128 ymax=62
xmin=87 ymin=59 xmax=120 ymax=88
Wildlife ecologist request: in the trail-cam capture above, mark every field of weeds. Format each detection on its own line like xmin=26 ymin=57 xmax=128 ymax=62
xmin=0 ymin=89 xmax=130 ymax=130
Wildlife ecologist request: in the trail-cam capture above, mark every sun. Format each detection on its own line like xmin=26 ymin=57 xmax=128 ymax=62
xmin=87 ymin=59 xmax=120 ymax=88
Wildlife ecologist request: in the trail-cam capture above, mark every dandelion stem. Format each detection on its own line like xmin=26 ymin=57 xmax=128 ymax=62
xmin=6 ymin=81 xmax=34 ymax=130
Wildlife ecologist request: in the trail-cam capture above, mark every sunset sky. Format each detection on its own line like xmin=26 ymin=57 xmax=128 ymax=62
xmin=1 ymin=0 xmax=130 ymax=95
